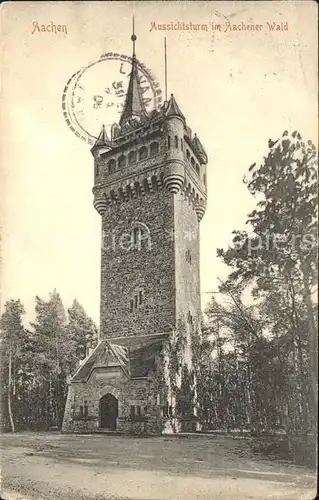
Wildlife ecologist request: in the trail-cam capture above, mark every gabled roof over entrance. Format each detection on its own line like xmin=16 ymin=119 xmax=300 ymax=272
xmin=71 ymin=333 xmax=169 ymax=383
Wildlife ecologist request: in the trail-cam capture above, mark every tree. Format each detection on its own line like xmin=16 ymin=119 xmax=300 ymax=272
xmin=0 ymin=299 xmax=25 ymax=432
xmin=67 ymin=299 xmax=98 ymax=363
xmin=1 ymin=291 xmax=99 ymax=431
xmin=30 ymin=290 xmax=71 ymax=428
xmin=217 ymin=131 xmax=318 ymax=436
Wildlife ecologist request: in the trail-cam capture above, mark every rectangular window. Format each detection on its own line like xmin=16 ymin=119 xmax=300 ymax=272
xmin=167 ymin=136 xmax=171 ymax=149
xmin=136 ymin=405 xmax=141 ymax=417
xmin=79 ymin=406 xmax=84 ymax=418
xmin=129 ymin=299 xmax=134 ymax=312
xmin=84 ymin=405 xmax=88 ymax=418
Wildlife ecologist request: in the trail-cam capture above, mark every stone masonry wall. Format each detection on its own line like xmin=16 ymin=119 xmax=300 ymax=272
xmin=62 ymin=369 xmax=162 ymax=435
xmin=100 ymin=190 xmax=176 ymax=339
xmin=174 ymin=191 xmax=201 ymax=367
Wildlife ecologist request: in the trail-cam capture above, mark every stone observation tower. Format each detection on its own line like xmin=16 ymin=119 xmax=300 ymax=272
xmin=62 ymin=31 xmax=208 ymax=435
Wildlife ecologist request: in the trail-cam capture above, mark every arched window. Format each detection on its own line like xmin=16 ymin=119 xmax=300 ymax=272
xmin=150 ymin=142 xmax=159 ymax=156
xmin=108 ymin=159 xmax=116 ymax=173
xmin=174 ymin=135 xmax=178 ymax=148
xmin=195 ymin=164 xmax=200 ymax=175
xmin=191 ymin=157 xmax=195 ymax=168
xmin=128 ymin=150 xmax=137 ymax=165
xmin=118 ymin=154 xmax=126 ymax=169
xmin=139 ymin=146 xmax=148 ymax=160
xmin=186 ymin=149 xmax=190 ymax=160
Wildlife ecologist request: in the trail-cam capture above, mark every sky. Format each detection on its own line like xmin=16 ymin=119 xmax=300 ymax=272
xmin=0 ymin=1 xmax=318 ymax=326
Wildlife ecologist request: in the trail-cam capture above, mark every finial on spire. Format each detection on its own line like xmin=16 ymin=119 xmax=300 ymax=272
xmin=119 ymin=16 xmax=148 ymax=128
xmin=131 ymin=16 xmax=136 ymax=57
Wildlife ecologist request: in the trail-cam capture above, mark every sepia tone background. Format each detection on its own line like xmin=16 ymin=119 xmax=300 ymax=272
xmin=0 ymin=0 xmax=318 ymax=324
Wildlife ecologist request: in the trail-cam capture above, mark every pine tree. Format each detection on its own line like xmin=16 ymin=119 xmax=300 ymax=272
xmin=67 ymin=298 xmax=98 ymax=363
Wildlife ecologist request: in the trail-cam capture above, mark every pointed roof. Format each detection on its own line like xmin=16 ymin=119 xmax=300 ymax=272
xmin=192 ymin=133 xmax=208 ymax=164
xmin=164 ymin=93 xmax=185 ymax=121
xmin=90 ymin=124 xmax=112 ymax=156
xmin=119 ymin=56 xmax=147 ymax=127
xmin=94 ymin=124 xmax=111 ymax=147
xmin=71 ymin=333 xmax=169 ymax=382
xmin=119 ymin=26 xmax=147 ymax=127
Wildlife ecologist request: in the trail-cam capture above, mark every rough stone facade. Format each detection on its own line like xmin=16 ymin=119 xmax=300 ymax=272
xmin=62 ymin=90 xmax=208 ymax=435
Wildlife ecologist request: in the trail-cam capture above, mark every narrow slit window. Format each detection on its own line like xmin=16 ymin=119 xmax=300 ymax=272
xmin=133 ymin=227 xmax=139 ymax=246
xmin=130 ymin=405 xmax=135 ymax=420
xmin=129 ymin=300 xmax=134 ymax=313
xmin=167 ymin=136 xmax=171 ymax=149
xmin=135 ymin=295 xmax=138 ymax=309
xmin=139 ymin=290 xmax=143 ymax=305
xmin=175 ymin=135 xmax=178 ymax=148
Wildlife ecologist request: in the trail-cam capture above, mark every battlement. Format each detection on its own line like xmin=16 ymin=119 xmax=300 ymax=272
xmin=91 ymin=95 xmax=207 ymax=222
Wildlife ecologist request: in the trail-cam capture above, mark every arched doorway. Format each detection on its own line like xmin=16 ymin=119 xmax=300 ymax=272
xmin=99 ymin=393 xmax=118 ymax=430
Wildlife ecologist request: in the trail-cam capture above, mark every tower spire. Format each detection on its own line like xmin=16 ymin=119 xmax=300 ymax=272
xmin=119 ymin=17 xmax=147 ymax=128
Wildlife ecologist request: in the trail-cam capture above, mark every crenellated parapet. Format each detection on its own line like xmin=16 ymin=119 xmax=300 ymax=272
xmin=92 ymin=94 xmax=207 ymax=222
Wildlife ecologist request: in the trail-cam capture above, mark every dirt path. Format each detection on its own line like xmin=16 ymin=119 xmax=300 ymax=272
xmin=1 ymin=433 xmax=316 ymax=500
